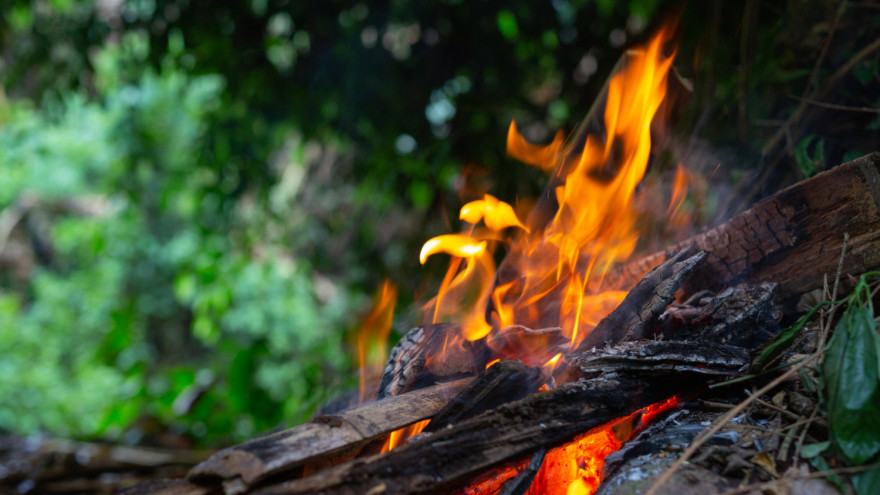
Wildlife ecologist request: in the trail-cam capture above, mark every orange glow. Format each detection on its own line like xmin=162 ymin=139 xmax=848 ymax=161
xmin=485 ymin=358 xmax=501 ymax=369
xmin=355 ymin=280 xmax=398 ymax=403
xmin=526 ymin=396 xmax=680 ymax=495
xmin=507 ymin=121 xmax=566 ymax=172
xmin=666 ymin=163 xmax=691 ymax=225
xmin=381 ymin=419 xmax=431 ymax=453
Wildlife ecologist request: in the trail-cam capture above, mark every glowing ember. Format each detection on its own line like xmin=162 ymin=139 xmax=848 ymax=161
xmin=460 ymin=397 xmax=681 ymax=495
xmin=527 ymin=396 xmax=680 ymax=495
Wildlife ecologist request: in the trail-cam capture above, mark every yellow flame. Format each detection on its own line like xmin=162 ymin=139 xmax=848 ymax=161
xmin=460 ymin=194 xmax=529 ymax=232
xmin=420 ymin=235 xmax=487 ymax=265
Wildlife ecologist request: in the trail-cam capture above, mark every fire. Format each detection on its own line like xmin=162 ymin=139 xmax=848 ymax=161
xmin=420 ymin=26 xmax=678 ymax=354
xmin=527 ymin=396 xmax=679 ymax=495
xmin=355 ymin=280 xmax=397 ymax=403
xmin=356 ymin=24 xmax=688 ymax=494
xmin=381 ymin=419 xmax=431 ymax=453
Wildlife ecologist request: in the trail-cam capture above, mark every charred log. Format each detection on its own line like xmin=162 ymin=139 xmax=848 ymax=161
xmin=577 ymin=247 xmax=707 ymax=351
xmin=424 ymin=360 xmax=546 ymax=433
xmin=605 ymin=152 xmax=880 ymax=301
xmin=247 ymin=355 xmax=743 ymax=495
xmin=376 ymin=324 xmax=487 ymax=399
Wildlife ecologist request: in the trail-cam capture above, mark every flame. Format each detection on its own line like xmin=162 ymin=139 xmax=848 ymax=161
xmin=355 ymin=280 xmax=398 ymax=403
xmin=506 ymin=122 xmax=566 ymax=171
xmin=381 ymin=419 xmax=431 ymax=453
xmin=666 ymin=163 xmax=691 ymax=225
xmin=460 ymin=194 xmax=529 ymax=232
xmin=420 ymin=27 xmax=677 ymax=355
xmin=527 ymin=396 xmax=679 ymax=495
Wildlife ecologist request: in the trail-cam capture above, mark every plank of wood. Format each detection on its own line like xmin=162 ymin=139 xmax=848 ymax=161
xmin=187 ymin=378 xmax=472 ymax=491
xmin=604 ymin=152 xmax=880 ymax=300
xmin=247 ymin=360 xmax=734 ymax=495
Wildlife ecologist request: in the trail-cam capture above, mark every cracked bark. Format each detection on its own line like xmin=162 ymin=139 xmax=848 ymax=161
xmin=604 ymin=153 xmax=880 ymax=300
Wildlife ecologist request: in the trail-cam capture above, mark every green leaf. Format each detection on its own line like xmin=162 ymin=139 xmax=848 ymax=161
xmin=795 ymin=135 xmax=825 ymax=178
xmin=853 ymin=465 xmax=880 ymax=495
xmin=754 ymin=302 xmax=827 ymax=370
xmin=822 ymin=302 xmax=880 ymax=464
xmin=800 ymin=441 xmax=830 ymax=458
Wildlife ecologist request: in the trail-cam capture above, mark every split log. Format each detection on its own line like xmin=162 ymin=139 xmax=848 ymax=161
xmin=424 ymin=360 xmax=546 ymax=433
xmin=188 ymin=378 xmax=471 ymax=493
xmin=247 ymin=350 xmax=744 ymax=495
xmin=577 ymin=247 xmax=707 ymax=351
xmin=377 ymin=323 xmax=486 ymax=399
xmin=605 ymin=152 xmax=880 ymax=300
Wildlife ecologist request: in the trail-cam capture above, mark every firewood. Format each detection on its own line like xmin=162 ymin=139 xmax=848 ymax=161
xmin=577 ymin=247 xmax=708 ymax=351
xmin=604 ymin=152 xmax=880 ymax=300
xmin=376 ymin=323 xmax=487 ymax=399
xmin=424 ymin=360 xmax=546 ymax=433
xmin=656 ymin=281 xmax=780 ymax=350
xmin=247 ymin=364 xmax=726 ymax=495
xmin=187 ymin=378 xmax=472 ymax=493
xmin=568 ymin=340 xmax=750 ymax=377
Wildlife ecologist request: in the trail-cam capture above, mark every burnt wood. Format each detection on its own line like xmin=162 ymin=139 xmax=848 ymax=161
xmin=577 ymin=247 xmax=707 ymax=351
xmin=424 ymin=360 xmax=546 ymax=433
xmin=187 ymin=378 xmax=471 ymax=493
xmin=376 ymin=323 xmax=486 ymax=399
xmin=604 ymin=152 xmax=880 ymax=300
xmin=247 ymin=366 xmax=726 ymax=495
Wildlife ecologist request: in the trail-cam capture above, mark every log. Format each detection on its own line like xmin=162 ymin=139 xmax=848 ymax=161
xmin=377 ymin=323 xmax=486 ymax=399
xmin=577 ymin=247 xmax=707 ymax=351
xmin=424 ymin=360 xmax=546 ymax=433
xmin=247 ymin=350 xmax=744 ymax=495
xmin=604 ymin=152 xmax=880 ymax=300
xmin=187 ymin=378 xmax=472 ymax=493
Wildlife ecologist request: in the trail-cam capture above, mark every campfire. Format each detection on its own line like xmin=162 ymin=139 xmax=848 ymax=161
xmin=125 ymin=23 xmax=880 ymax=495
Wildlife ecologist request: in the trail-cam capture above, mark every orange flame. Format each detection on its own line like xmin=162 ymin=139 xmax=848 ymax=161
xmin=506 ymin=122 xmax=566 ymax=172
xmin=381 ymin=419 xmax=431 ymax=453
xmin=666 ymin=163 xmax=691 ymax=225
xmin=355 ymin=280 xmax=397 ymax=403
xmin=420 ymin=27 xmax=677 ymax=355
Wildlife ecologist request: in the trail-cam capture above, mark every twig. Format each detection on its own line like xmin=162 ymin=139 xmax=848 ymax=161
xmin=788 ymin=95 xmax=880 ymax=113
xmin=793 ymin=405 xmax=821 ymax=468
xmin=818 ymin=233 xmax=848 ymax=360
xmin=644 ymin=354 xmax=819 ymax=495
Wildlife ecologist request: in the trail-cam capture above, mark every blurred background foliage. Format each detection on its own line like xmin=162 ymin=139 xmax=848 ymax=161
xmin=0 ymin=0 xmax=878 ymax=447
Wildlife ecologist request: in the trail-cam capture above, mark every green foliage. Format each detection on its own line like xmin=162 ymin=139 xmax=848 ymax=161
xmin=753 ymin=302 xmax=829 ymax=371
xmin=0 ymin=39 xmax=357 ymax=443
xmin=795 ymin=135 xmax=825 ymax=179
xmin=821 ymin=278 xmax=880 ymax=465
